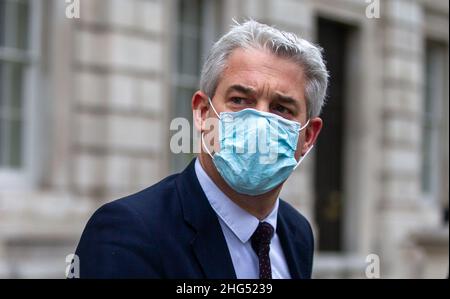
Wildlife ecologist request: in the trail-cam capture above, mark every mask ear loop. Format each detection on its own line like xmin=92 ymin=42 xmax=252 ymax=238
xmin=299 ymin=119 xmax=310 ymax=131
xmin=208 ymin=97 xmax=221 ymax=119
xmin=293 ymin=144 xmax=314 ymax=170
xmin=293 ymin=119 xmax=313 ymax=170
xmin=201 ymin=97 xmax=220 ymax=159
xmin=201 ymin=132 xmax=214 ymax=159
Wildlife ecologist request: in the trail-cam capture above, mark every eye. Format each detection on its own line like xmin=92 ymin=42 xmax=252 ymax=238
xmin=230 ymin=97 xmax=249 ymax=105
xmin=273 ymin=104 xmax=292 ymax=115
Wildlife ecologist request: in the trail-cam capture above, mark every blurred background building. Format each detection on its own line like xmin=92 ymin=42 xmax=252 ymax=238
xmin=0 ymin=0 xmax=448 ymax=278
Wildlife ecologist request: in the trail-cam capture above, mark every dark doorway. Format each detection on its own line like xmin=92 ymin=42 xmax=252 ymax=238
xmin=314 ymin=18 xmax=351 ymax=252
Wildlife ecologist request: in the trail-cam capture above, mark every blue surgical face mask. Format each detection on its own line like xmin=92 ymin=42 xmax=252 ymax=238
xmin=201 ymin=98 xmax=314 ymax=196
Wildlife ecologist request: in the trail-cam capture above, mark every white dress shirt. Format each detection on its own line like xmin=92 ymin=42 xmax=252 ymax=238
xmin=194 ymin=158 xmax=291 ymax=279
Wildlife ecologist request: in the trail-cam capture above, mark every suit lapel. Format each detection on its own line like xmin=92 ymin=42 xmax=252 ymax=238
xmin=277 ymin=207 xmax=311 ymax=279
xmin=176 ymin=159 xmax=237 ymax=279
xmin=277 ymin=214 xmax=302 ymax=279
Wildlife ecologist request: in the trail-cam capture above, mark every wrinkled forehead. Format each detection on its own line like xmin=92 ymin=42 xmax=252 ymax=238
xmin=218 ymin=48 xmax=307 ymax=103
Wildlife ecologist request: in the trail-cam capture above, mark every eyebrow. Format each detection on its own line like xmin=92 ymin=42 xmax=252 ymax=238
xmin=225 ymin=84 xmax=257 ymax=97
xmin=275 ymin=93 xmax=298 ymax=103
xmin=225 ymin=84 xmax=301 ymax=111
xmin=273 ymin=92 xmax=301 ymax=110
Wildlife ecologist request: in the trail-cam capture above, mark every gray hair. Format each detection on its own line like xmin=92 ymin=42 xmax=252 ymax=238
xmin=200 ymin=20 xmax=329 ymax=118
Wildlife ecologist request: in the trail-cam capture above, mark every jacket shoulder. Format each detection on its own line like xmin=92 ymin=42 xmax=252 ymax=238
xmin=74 ymin=173 xmax=182 ymax=278
xmin=110 ymin=172 xmax=180 ymax=215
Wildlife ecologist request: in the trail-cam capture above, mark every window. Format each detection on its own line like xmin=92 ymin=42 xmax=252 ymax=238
xmin=314 ymin=18 xmax=352 ymax=252
xmin=0 ymin=0 xmax=40 ymax=189
xmin=171 ymin=0 xmax=221 ymax=172
xmin=0 ymin=0 xmax=30 ymax=170
xmin=421 ymin=41 xmax=446 ymax=202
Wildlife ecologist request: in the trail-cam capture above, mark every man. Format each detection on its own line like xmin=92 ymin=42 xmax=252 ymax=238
xmin=75 ymin=20 xmax=328 ymax=279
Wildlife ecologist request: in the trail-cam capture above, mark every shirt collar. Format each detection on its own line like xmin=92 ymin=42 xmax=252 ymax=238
xmin=194 ymin=158 xmax=279 ymax=243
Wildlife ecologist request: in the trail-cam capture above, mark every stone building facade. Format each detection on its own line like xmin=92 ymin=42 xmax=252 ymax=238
xmin=0 ymin=0 xmax=448 ymax=278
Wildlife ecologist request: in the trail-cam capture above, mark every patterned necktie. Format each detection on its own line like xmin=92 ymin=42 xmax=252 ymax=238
xmin=251 ymin=222 xmax=274 ymax=279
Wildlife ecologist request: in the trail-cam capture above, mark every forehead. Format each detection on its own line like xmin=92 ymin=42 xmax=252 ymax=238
xmin=218 ymin=47 xmax=306 ymax=98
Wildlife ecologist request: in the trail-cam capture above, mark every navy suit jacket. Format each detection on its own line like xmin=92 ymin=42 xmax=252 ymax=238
xmin=75 ymin=159 xmax=314 ymax=278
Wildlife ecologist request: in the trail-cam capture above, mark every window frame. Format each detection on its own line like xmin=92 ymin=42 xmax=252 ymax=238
xmin=169 ymin=0 xmax=221 ymax=172
xmin=421 ymin=40 xmax=448 ymax=204
xmin=0 ymin=0 xmax=42 ymax=190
